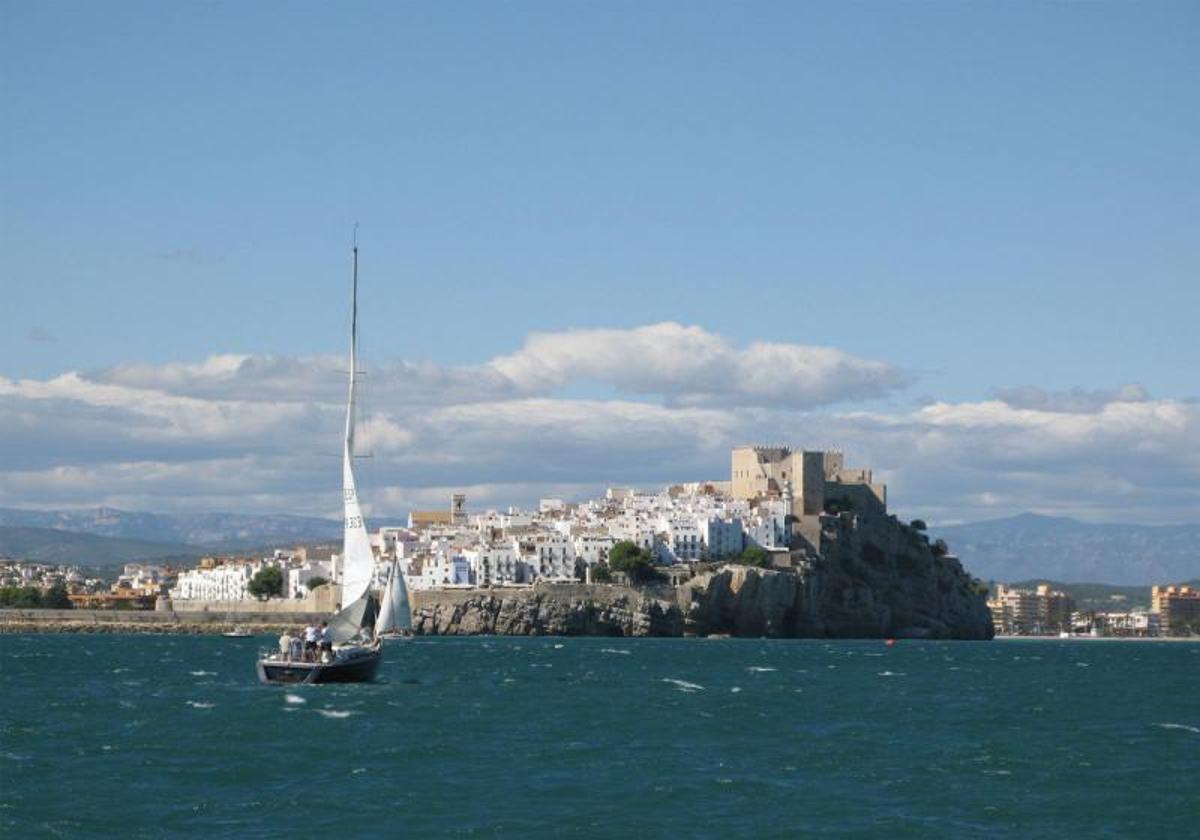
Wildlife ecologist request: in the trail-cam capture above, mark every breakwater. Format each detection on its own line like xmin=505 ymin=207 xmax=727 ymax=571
xmin=0 ymin=608 xmax=327 ymax=635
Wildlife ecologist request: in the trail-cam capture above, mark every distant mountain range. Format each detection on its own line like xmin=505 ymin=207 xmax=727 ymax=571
xmin=0 ymin=507 xmax=342 ymax=568
xmin=0 ymin=527 xmax=202 ymax=568
xmin=0 ymin=507 xmax=341 ymax=548
xmin=933 ymin=513 xmax=1200 ymax=586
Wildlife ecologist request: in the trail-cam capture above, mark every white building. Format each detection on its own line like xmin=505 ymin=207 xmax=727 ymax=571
xmin=572 ymin=533 xmax=616 ymax=567
xmin=287 ymin=560 xmax=332 ymax=599
xmin=412 ymin=553 xmax=472 ymax=589
xmin=513 ymin=532 xmax=576 ymax=580
xmin=171 ymin=563 xmax=255 ymax=601
xmin=697 ymin=516 xmax=745 ymax=559
xmin=462 ymin=545 xmax=524 ymax=586
xmin=655 ymin=517 xmax=703 ymax=563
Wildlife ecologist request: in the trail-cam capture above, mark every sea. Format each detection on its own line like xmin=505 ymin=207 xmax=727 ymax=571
xmin=1 ymin=634 xmax=1197 ymax=838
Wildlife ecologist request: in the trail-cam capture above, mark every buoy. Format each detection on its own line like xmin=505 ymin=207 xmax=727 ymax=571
xmin=884 ymin=639 xmax=896 ymax=647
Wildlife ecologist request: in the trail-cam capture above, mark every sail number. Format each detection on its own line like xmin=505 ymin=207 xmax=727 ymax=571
xmin=346 ymin=515 xmax=363 ymax=529
xmin=344 ymin=489 xmax=357 ymax=502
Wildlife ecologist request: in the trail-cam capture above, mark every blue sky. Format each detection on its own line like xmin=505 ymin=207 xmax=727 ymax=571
xmin=2 ymin=2 xmax=1198 ymax=524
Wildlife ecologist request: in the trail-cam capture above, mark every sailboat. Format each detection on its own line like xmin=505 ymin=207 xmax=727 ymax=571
xmin=257 ymin=239 xmax=384 ymax=685
xmin=374 ymin=557 xmax=412 ymax=638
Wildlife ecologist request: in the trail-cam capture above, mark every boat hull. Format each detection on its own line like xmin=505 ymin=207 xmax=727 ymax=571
xmin=256 ymin=646 xmax=382 ymax=685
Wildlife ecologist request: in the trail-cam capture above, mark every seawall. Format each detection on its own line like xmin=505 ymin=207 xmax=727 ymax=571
xmin=0 ymin=608 xmax=328 ymax=635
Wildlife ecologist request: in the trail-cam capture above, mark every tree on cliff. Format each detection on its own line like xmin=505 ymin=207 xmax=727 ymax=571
xmin=607 ymin=541 xmax=665 ymax=583
xmin=247 ymin=566 xmax=284 ymax=600
xmin=739 ymin=546 xmax=773 ymax=569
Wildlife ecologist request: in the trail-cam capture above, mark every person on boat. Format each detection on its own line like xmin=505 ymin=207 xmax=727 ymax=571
xmin=278 ymin=629 xmax=295 ymax=661
xmin=318 ymin=621 xmax=334 ymax=661
xmin=289 ymin=630 xmax=303 ymax=661
xmin=303 ymin=622 xmax=319 ymax=662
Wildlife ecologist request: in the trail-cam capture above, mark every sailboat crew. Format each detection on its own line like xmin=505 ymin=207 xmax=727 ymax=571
xmin=318 ymin=621 xmax=334 ymax=660
xmin=303 ymin=623 xmax=319 ymax=661
xmin=278 ymin=629 xmax=295 ymax=660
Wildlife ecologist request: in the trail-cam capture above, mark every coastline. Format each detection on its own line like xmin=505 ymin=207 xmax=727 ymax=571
xmin=2 ymin=613 xmax=1194 ymax=641
xmin=994 ymin=634 xmax=1199 ymax=643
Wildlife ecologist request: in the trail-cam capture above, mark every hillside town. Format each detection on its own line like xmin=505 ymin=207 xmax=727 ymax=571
xmin=166 ymin=446 xmax=886 ymax=598
xmin=3 ymin=445 xmax=1198 ymax=637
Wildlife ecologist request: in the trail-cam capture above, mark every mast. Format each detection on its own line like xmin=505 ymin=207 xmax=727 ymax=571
xmin=328 ymin=230 xmax=377 ymax=642
xmin=346 ymin=227 xmax=359 ymax=458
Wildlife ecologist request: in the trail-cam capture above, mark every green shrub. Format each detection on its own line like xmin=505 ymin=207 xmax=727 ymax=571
xmin=247 ymin=566 xmax=284 ymax=600
xmin=740 ymin=546 xmax=773 ymax=568
xmin=608 ymin=541 xmax=664 ymax=583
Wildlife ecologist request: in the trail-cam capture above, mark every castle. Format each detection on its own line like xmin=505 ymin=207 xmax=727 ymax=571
xmin=728 ymin=445 xmax=888 ymax=552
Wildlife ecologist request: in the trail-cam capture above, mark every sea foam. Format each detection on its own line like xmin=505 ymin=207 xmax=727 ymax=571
xmin=1153 ymin=722 xmax=1200 ymax=734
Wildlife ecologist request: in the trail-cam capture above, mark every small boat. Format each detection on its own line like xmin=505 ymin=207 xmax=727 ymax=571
xmin=223 ymin=626 xmax=252 ymax=638
xmin=256 ymin=639 xmax=382 ymax=685
xmin=257 ymin=237 xmax=384 ymax=685
xmin=374 ymin=557 xmax=412 ymax=640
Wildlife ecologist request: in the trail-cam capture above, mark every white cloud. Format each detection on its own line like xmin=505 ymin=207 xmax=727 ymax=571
xmin=488 ymin=322 xmax=907 ymax=407
xmin=828 ymin=395 xmax=1200 ymax=524
xmin=1 ymin=328 xmax=1197 ymax=524
xmin=82 ymin=322 xmax=904 ymax=410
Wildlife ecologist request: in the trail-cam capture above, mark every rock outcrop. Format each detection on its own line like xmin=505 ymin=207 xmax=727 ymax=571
xmin=410 ymin=585 xmax=682 ymax=637
xmin=411 ymin=514 xmax=993 ymax=640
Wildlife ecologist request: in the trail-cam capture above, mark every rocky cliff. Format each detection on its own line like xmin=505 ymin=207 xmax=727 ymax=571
xmin=410 ymin=584 xmax=683 ymax=637
xmin=678 ymin=514 xmax=993 ymax=639
xmin=411 ymin=514 xmax=993 ymax=640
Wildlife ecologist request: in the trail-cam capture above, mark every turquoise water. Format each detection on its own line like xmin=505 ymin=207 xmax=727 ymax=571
xmin=2 ymin=635 xmax=1198 ymax=838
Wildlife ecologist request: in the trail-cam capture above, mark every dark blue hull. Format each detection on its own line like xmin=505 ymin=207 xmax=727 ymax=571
xmin=256 ymin=646 xmax=381 ymax=684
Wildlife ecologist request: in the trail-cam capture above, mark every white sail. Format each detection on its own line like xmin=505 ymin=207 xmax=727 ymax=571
xmin=375 ymin=558 xmax=412 ymax=636
xmin=327 ymin=242 xmax=377 ymax=643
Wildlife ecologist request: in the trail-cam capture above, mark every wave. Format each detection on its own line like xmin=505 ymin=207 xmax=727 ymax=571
xmin=1153 ymin=722 xmax=1200 ymax=734
xmin=190 ymin=670 xmax=217 ymax=676
xmin=746 ymin=666 xmax=776 ymax=672
xmin=316 ymin=709 xmax=356 ymax=719
xmin=663 ymin=678 xmax=705 ymax=692
xmin=186 ymin=700 xmax=214 ymax=709
xmin=285 ymin=694 xmax=306 ymax=705
xmin=601 ymin=648 xmax=631 ymax=655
